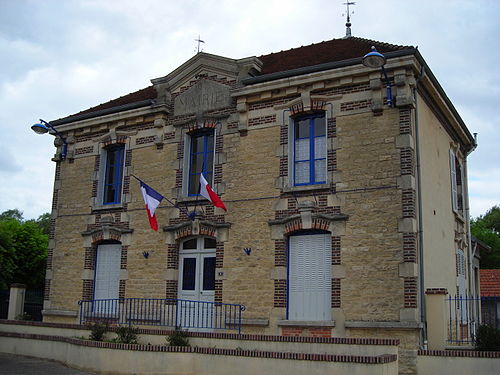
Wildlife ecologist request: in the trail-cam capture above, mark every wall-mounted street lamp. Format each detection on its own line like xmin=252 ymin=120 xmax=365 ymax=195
xmin=31 ymin=119 xmax=68 ymax=160
xmin=362 ymin=47 xmax=394 ymax=107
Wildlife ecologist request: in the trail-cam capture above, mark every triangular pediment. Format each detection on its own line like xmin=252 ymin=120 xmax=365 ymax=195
xmin=151 ymin=52 xmax=262 ymax=94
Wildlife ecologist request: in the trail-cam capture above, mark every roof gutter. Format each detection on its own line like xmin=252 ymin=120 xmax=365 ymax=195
xmin=50 ymin=99 xmax=155 ymax=126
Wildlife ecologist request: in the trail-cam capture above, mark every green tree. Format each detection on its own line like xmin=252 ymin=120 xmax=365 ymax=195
xmin=471 ymin=205 xmax=500 ymax=269
xmin=28 ymin=212 xmax=51 ymax=235
xmin=0 ymin=209 xmax=48 ymax=289
xmin=0 ymin=209 xmax=24 ymax=222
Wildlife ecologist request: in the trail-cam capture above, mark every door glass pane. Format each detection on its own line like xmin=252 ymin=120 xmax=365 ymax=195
xmin=104 ymin=186 xmax=116 ymax=203
xmin=204 ymin=238 xmax=217 ymax=249
xmin=314 ymin=159 xmax=326 ymax=183
xmin=192 ymin=136 xmax=204 ymax=153
xmin=295 ymin=138 xmax=309 ymax=161
xmin=182 ymin=258 xmax=196 ymax=291
xmin=188 ymin=174 xmax=199 ymax=195
xmin=183 ymin=238 xmax=198 ymax=249
xmin=206 ymin=153 xmax=214 ymax=173
xmin=295 ymin=162 xmax=309 ymax=184
xmin=203 ymin=257 xmax=216 ymax=291
xmin=206 ymin=133 xmax=214 ymax=151
xmin=314 ymin=116 xmax=326 ymax=136
xmin=295 ymin=119 xmax=309 ymax=138
xmin=191 ymin=153 xmax=203 ymax=174
xmin=314 ymin=136 xmax=326 ymax=158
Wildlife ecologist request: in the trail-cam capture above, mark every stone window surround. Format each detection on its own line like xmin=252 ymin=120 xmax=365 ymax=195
xmin=269 ymin=200 xmax=348 ymax=323
xmin=174 ymin=117 xmax=228 ymax=202
xmin=274 ymin=93 xmax=341 ymax=193
xmin=91 ymin=130 xmax=135 ymax=211
xmin=80 ymin=218 xmax=134 ymax=297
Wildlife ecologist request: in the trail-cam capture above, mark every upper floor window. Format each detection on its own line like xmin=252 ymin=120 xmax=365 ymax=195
xmin=293 ymin=113 xmax=326 ymax=186
xmin=188 ymin=129 xmax=214 ymax=196
xmin=103 ymin=144 xmax=125 ymax=204
xmin=449 ymin=150 xmax=464 ymax=214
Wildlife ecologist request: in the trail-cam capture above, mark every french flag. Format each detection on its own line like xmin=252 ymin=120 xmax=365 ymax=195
xmin=200 ymin=173 xmax=227 ymax=211
xmin=140 ymin=181 xmax=164 ymax=231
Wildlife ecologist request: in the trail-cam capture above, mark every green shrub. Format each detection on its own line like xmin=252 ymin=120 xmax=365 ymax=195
xmin=167 ymin=327 xmax=190 ymax=346
xmin=87 ymin=321 xmax=109 ymax=341
xmin=475 ymin=325 xmax=500 ymax=351
xmin=15 ymin=312 xmax=33 ymax=321
xmin=115 ymin=325 xmax=139 ymax=344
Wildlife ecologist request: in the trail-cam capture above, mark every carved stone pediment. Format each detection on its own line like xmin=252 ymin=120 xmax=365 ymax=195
xmin=163 ymin=218 xmax=231 ymax=243
xmin=81 ymin=220 xmax=133 ymax=246
xmin=268 ymin=201 xmax=348 ymax=239
xmin=174 ymin=79 xmax=232 ymax=116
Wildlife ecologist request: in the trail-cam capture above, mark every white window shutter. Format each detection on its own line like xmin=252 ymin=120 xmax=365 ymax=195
xmin=289 ymin=234 xmax=332 ymax=321
xmin=450 ymin=150 xmax=458 ymax=211
xmin=94 ymin=244 xmax=121 ymax=301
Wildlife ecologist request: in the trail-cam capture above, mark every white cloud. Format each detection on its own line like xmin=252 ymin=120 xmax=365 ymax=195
xmin=0 ymin=0 xmax=498 ymax=220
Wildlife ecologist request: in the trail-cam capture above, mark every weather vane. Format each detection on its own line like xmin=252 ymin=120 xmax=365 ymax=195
xmin=195 ymin=35 xmax=205 ymax=53
xmin=342 ymin=1 xmax=355 ymax=38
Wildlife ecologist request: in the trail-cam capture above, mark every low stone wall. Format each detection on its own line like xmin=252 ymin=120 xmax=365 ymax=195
xmin=417 ymin=349 xmax=500 ymax=375
xmin=0 ymin=320 xmax=399 ymax=375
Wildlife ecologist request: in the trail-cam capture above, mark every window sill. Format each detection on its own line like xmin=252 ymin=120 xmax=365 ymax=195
xmin=277 ymin=320 xmax=335 ymax=327
xmin=453 ymin=210 xmax=466 ymax=223
xmin=176 ymin=196 xmax=210 ymax=205
xmin=92 ymin=203 xmax=125 ymax=211
xmin=282 ymin=183 xmax=333 ymax=193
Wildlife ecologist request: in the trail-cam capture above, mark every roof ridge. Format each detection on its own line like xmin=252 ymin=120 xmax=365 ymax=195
xmin=346 ymin=36 xmax=412 ymax=50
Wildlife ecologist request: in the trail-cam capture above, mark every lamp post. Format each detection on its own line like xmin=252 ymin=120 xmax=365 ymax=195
xmin=362 ymin=47 xmax=394 ymax=107
xmin=31 ymin=119 xmax=68 ymax=160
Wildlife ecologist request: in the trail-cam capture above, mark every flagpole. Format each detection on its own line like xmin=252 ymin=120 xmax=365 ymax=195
xmin=131 ymin=174 xmax=192 ymax=218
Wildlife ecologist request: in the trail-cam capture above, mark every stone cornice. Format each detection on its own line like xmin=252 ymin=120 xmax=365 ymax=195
xmin=268 ymin=213 xmax=348 ymax=226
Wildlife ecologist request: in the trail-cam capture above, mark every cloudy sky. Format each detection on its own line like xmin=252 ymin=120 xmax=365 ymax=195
xmin=0 ymin=0 xmax=498 ymax=219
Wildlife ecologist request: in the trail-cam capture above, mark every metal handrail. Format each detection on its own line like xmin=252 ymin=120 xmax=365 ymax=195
xmin=78 ymin=298 xmax=246 ymax=333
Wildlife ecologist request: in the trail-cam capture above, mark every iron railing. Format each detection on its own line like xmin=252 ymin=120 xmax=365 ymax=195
xmin=446 ymin=295 xmax=500 ymax=345
xmin=78 ymin=298 xmax=246 ymax=333
xmin=446 ymin=294 xmax=481 ymax=345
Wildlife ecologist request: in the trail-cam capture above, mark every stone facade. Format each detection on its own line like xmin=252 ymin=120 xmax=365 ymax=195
xmin=40 ymin=38 xmax=476 ymax=373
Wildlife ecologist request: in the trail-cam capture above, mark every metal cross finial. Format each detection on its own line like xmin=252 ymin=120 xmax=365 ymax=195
xmin=195 ymin=35 xmax=205 ymax=53
xmin=342 ymin=1 xmax=355 ymax=38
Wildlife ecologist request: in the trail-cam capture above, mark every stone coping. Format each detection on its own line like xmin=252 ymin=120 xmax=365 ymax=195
xmin=0 ymin=331 xmax=398 ymax=364
xmin=0 ymin=320 xmax=400 ymax=346
xmin=345 ymin=321 xmax=422 ymax=329
xmin=418 ymin=349 xmax=500 ymax=358
xmin=42 ymin=309 xmax=78 ymax=317
xmin=277 ymin=320 xmax=336 ymax=327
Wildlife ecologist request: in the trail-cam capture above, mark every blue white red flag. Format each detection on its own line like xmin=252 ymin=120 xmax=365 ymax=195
xmin=200 ymin=173 xmax=227 ymax=211
xmin=140 ymin=181 xmax=164 ymax=231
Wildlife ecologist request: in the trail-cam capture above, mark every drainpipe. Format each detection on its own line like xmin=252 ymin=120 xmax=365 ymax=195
xmin=464 ymin=134 xmax=478 ymax=332
xmin=413 ymin=66 xmax=427 ymax=347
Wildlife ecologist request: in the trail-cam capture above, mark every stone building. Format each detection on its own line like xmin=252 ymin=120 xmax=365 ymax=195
xmin=38 ymin=37 xmax=476 ymax=365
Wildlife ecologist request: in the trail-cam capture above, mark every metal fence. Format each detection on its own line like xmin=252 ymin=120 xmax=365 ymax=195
xmin=446 ymin=295 xmax=500 ymax=345
xmin=24 ymin=289 xmax=44 ymax=321
xmin=0 ymin=290 xmax=9 ymax=319
xmin=78 ymin=298 xmax=246 ymax=333
xmin=0 ymin=288 xmax=43 ymax=321
xmin=446 ymin=295 xmax=481 ymax=345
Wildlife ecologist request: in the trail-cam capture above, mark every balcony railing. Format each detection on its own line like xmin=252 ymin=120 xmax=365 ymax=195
xmin=78 ymin=298 xmax=246 ymax=333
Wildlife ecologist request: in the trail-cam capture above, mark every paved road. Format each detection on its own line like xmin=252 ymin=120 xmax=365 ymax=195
xmin=0 ymin=353 xmax=99 ymax=375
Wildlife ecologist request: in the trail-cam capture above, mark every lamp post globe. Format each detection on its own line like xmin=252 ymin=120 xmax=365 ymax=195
xmin=31 ymin=122 xmax=50 ymax=135
xmin=362 ymin=47 xmax=386 ymax=68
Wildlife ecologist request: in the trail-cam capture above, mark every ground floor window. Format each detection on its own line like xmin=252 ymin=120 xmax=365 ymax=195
xmin=288 ymin=232 xmax=331 ymax=321
xmin=93 ymin=242 xmax=121 ymax=313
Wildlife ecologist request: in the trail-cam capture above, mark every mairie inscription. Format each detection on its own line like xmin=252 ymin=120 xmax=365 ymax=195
xmin=174 ymin=79 xmax=231 ymax=116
